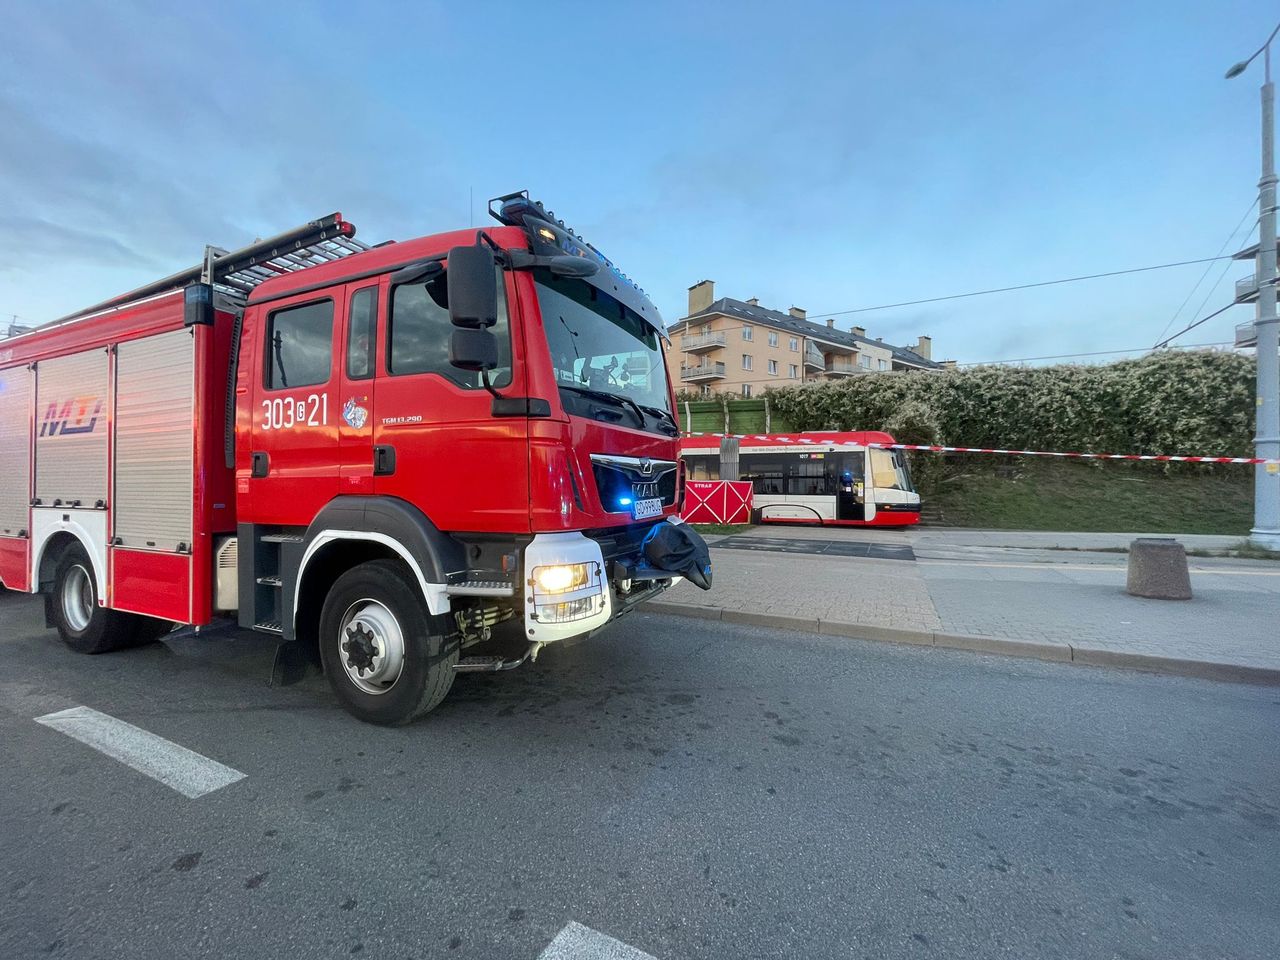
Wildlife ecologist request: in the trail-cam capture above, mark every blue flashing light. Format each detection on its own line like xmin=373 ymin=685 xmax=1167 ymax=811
xmin=618 ymin=497 xmax=633 ymax=507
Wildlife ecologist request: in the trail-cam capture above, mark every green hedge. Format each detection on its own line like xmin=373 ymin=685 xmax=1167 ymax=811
xmin=764 ymin=351 xmax=1257 ymax=459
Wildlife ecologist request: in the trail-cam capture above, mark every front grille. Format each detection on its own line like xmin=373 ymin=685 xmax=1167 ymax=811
xmin=589 ymin=455 xmax=677 ymax=511
xmin=585 ymin=521 xmax=664 ymax=564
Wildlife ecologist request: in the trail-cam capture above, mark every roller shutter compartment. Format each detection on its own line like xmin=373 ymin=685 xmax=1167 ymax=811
xmin=35 ymin=349 xmax=109 ymax=507
xmin=113 ymin=330 xmax=195 ymax=552
xmin=0 ymin=365 xmax=33 ymax=536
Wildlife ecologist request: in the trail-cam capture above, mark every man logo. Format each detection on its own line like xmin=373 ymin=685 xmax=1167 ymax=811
xmin=638 ymin=457 xmax=653 ymax=476
xmin=40 ymin=397 xmax=104 ymax=437
xmin=631 ymin=481 xmax=659 ymax=500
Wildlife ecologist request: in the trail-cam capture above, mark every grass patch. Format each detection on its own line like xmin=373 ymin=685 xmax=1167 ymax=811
xmin=930 ymin=457 xmax=1253 ymax=536
xmin=690 ymin=523 xmax=753 ymax=536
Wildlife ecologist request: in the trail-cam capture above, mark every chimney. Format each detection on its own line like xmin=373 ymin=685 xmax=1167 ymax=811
xmin=688 ymin=280 xmax=715 ymax=316
xmin=851 ymin=325 xmax=866 ymax=338
xmin=915 ymin=335 xmax=932 ymax=360
xmin=826 ymin=318 xmax=835 ymax=329
xmin=745 ymin=297 xmax=759 ymax=306
xmin=788 ymin=306 xmax=806 ymax=320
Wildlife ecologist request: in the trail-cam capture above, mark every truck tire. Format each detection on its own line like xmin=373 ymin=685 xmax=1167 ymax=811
xmin=318 ymin=559 xmax=458 ymax=725
xmin=50 ymin=544 xmax=142 ymax=654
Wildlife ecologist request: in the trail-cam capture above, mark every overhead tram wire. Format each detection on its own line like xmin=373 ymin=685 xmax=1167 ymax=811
xmin=805 ymin=254 xmax=1239 ymax=320
xmin=1152 ymin=302 xmax=1239 ymax=349
xmin=1151 ymin=199 xmax=1258 ymax=347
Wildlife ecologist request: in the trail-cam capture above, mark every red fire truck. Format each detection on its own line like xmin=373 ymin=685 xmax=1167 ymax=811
xmin=0 ymin=193 xmax=710 ymax=724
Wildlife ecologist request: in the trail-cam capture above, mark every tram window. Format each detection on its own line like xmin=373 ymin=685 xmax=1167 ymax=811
xmin=871 ymin=449 xmax=910 ymax=490
xmin=684 ymin=455 xmax=720 ymax=481
xmin=740 ymin=454 xmax=785 ymax=495
xmin=788 ymin=458 xmax=828 ymax=495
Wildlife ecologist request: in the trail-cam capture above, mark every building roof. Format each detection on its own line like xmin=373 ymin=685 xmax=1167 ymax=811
xmin=671 ymin=297 xmax=941 ymax=369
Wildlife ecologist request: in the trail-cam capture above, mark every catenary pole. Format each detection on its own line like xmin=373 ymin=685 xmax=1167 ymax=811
xmin=1228 ymin=27 xmax=1280 ymax=549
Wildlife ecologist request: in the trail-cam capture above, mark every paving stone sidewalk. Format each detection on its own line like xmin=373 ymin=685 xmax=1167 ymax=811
xmin=647 ymin=537 xmax=1280 ymax=682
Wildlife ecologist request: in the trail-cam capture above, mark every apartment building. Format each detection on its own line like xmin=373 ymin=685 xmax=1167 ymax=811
xmin=667 ymin=280 xmax=942 ymax=396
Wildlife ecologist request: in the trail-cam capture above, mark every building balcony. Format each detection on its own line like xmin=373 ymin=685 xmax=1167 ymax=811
xmin=802 ymin=345 xmax=825 ymax=370
xmin=1236 ymin=274 xmax=1259 ymax=303
xmin=823 ymin=360 xmax=861 ymax=377
xmin=1236 ymin=321 xmax=1257 ymax=348
xmin=680 ymin=361 xmax=727 ymax=382
xmin=681 ymin=331 xmax=726 ymax=353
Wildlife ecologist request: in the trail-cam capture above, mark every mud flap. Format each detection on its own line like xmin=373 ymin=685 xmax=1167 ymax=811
xmin=271 ymin=640 xmax=313 ymax=687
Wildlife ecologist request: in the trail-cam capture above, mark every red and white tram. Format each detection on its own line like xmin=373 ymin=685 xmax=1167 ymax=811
xmin=681 ymin=431 xmax=921 ymax=527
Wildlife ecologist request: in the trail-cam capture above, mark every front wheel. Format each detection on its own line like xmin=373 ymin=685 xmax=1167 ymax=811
xmin=318 ymin=559 xmax=458 ymax=725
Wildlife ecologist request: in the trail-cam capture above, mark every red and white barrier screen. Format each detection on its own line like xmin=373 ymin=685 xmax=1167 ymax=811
xmin=683 ymin=480 xmax=753 ymax=525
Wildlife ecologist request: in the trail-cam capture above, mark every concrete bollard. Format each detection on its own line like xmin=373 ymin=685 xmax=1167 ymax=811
xmin=1126 ymin=538 xmax=1193 ymax=600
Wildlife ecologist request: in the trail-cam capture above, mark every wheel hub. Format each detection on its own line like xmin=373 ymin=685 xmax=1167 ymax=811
xmin=61 ymin=564 xmax=94 ymax=633
xmin=342 ymin=622 xmax=378 ymax=674
xmin=337 ymin=600 xmax=406 ymax=696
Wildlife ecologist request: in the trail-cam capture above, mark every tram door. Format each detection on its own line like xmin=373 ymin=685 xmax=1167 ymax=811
xmin=833 ymin=450 xmax=871 ymax=521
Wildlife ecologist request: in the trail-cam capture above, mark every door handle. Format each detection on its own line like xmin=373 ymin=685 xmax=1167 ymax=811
xmin=251 ymin=451 xmax=269 ymax=478
xmin=373 ymin=445 xmax=396 ymax=477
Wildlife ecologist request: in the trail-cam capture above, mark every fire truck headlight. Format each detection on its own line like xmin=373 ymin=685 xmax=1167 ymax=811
xmin=532 ymin=563 xmax=592 ymax=595
xmin=534 ymin=596 xmax=603 ymax=624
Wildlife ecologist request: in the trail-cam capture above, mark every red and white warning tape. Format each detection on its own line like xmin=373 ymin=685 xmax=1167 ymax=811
xmin=683 ymin=434 xmax=1280 ymax=465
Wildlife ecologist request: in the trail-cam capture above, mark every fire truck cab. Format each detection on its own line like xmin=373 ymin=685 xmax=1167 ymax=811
xmin=0 ymin=194 xmax=710 ymax=724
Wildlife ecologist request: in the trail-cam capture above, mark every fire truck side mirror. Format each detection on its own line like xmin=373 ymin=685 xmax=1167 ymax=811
xmin=448 ymin=327 xmax=498 ymax=372
xmin=446 ymin=245 xmax=498 ymax=329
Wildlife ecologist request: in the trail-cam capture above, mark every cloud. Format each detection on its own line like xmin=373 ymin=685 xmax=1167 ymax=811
xmin=0 ymin=216 xmax=158 ymax=272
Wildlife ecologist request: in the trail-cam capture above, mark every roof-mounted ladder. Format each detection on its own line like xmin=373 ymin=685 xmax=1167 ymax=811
xmin=47 ymin=213 xmax=371 ymax=327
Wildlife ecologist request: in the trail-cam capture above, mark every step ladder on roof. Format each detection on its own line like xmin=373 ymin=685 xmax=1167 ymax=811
xmin=45 ymin=212 xmax=374 ymax=328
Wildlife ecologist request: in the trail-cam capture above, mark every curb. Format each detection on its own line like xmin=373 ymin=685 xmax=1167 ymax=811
xmin=641 ymin=600 xmax=1280 ymax=686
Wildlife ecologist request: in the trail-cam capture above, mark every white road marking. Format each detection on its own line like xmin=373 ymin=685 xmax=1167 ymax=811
xmin=34 ymin=705 xmax=245 ymax=799
xmin=538 ymin=922 xmax=659 ymax=960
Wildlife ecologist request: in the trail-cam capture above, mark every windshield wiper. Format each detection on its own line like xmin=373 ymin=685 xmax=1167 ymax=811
xmin=636 ymin=403 xmax=680 ymax=437
xmin=558 ymin=383 xmax=648 ymax=429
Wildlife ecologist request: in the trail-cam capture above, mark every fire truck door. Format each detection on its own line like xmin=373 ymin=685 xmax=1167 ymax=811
xmin=336 ymin=281 xmax=380 ymax=495
xmin=371 ymin=268 xmax=529 ymax=532
xmin=249 ymin=291 xmax=344 ymax=524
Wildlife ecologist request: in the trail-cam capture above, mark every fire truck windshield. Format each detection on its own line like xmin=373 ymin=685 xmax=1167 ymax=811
xmin=535 ymin=269 xmax=674 ymax=428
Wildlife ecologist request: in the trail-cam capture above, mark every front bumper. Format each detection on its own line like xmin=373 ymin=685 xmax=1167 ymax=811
xmin=521 ymin=523 xmax=682 ymax=643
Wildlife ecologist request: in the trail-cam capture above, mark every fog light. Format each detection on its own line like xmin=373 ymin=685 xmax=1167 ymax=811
xmin=533 ymin=562 xmax=592 ymax=594
xmin=534 ymin=596 xmax=600 ymax=623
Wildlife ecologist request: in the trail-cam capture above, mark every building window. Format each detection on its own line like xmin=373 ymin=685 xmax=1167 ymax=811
xmin=741 ymin=354 xmax=753 ymax=370
xmin=789 ymin=337 xmax=798 ymax=351
xmin=265 ymin=299 xmax=334 ymax=389
xmin=789 ymin=364 xmax=798 ymax=379
xmin=768 ymin=332 xmax=778 ymax=347
xmin=860 ymin=355 xmax=872 ymax=369
xmin=767 ymin=359 xmax=778 ymax=375
xmin=878 ymin=358 xmax=887 ymax=370
xmin=699 ymin=384 xmax=711 ymax=397
xmin=742 ymin=325 xmax=753 ymax=341
xmin=702 ymin=323 xmax=711 ymax=334
xmin=741 ymin=384 xmax=752 ymax=398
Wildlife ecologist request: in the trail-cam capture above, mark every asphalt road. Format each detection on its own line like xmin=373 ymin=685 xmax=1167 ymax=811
xmin=1 ymin=588 xmax=1277 ymax=960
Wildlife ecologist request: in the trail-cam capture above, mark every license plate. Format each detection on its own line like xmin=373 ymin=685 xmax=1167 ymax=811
xmin=632 ymin=498 xmax=663 ymax=520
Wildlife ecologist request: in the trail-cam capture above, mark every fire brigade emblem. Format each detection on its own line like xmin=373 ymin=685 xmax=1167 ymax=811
xmin=342 ymin=396 xmax=369 ymax=429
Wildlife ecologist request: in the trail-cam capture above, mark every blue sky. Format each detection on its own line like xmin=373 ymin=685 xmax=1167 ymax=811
xmin=1 ymin=0 xmax=1275 ymax=363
